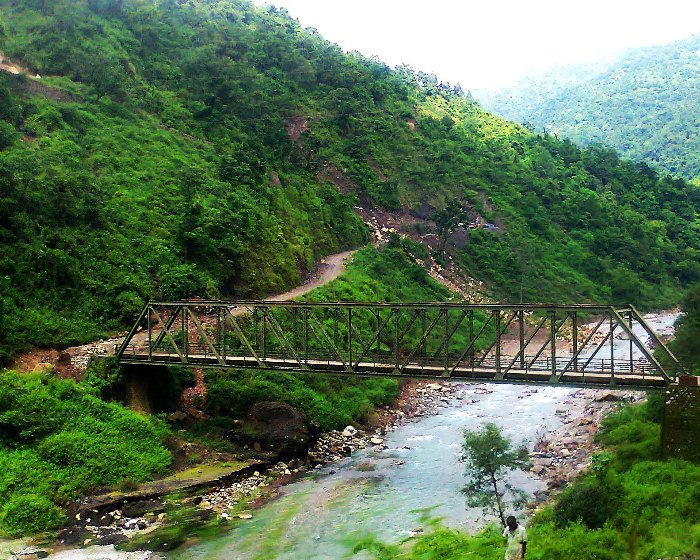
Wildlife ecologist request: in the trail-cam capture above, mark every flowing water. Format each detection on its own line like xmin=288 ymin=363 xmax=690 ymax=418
xmin=162 ymin=384 xmax=570 ymax=560
xmin=32 ymin=311 xmax=680 ymax=560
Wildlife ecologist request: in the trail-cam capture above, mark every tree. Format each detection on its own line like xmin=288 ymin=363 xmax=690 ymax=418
xmin=461 ymin=422 xmax=529 ymax=526
xmin=669 ymin=284 xmax=700 ymax=373
xmin=432 ymin=200 xmax=469 ymax=263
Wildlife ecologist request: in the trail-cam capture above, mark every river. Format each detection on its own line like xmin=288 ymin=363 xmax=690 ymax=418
xmin=24 ymin=311 xmax=679 ymax=560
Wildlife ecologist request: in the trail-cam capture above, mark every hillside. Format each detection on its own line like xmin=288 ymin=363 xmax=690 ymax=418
xmin=478 ymin=34 xmax=700 ymax=180
xmin=2 ymin=0 xmax=700 ymax=363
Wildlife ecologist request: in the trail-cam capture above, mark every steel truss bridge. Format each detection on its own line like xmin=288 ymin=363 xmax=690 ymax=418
xmin=117 ymin=301 xmax=684 ymax=388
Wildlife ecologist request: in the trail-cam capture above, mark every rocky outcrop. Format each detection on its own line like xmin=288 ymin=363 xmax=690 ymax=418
xmin=225 ymin=401 xmax=321 ymax=459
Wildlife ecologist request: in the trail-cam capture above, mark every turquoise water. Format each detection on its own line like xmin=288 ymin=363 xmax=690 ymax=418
xmin=163 ymin=383 xmax=570 ymax=560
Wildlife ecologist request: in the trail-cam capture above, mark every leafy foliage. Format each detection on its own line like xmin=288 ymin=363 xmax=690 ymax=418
xmin=0 ymin=370 xmax=172 ymax=536
xmin=0 ymin=0 xmax=699 ymax=367
xmin=481 ymin=33 xmax=700 ymax=180
xmin=553 ymin=475 xmax=623 ymax=529
xmin=461 ymin=422 xmax=529 ymax=527
xmin=204 ymin=369 xmax=398 ymax=432
xmin=669 ymin=284 xmax=700 ymax=373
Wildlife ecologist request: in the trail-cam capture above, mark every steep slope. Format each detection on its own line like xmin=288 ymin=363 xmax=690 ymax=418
xmin=1 ymin=0 xmax=700 ymax=363
xmin=479 ymin=34 xmax=700 ymax=180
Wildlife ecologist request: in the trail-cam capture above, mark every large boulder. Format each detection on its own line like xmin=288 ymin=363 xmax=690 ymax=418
xmin=228 ymin=401 xmax=320 ymax=459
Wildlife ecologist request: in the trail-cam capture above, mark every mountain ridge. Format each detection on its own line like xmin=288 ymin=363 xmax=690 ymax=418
xmin=1 ymin=0 xmax=699 ymax=363
xmin=478 ymin=33 xmax=700 ymax=180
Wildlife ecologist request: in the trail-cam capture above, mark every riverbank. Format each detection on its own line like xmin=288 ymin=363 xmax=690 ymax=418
xmin=4 ymin=381 xmax=647 ymax=560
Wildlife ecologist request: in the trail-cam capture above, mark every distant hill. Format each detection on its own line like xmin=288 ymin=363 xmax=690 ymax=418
xmin=1 ymin=0 xmax=700 ymax=362
xmin=477 ymin=34 xmax=700 ymax=180
xmin=474 ymin=58 xmax=616 ymax=123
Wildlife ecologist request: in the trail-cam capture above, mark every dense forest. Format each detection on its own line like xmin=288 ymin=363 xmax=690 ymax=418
xmin=2 ymin=0 xmax=700 ymax=364
xmin=479 ymin=34 xmax=700 ymax=181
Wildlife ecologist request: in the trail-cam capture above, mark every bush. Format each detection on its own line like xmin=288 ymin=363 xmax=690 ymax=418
xmin=203 ymin=369 xmax=399 ymax=431
xmin=0 ymin=370 xmax=172 ymax=536
xmin=0 ymin=494 xmax=66 ymax=536
xmin=553 ymin=476 xmax=624 ymax=529
xmin=0 ymin=120 xmax=17 ymax=149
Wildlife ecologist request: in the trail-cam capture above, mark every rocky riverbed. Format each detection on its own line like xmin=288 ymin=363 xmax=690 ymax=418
xmin=8 ymin=382 xmax=643 ymax=560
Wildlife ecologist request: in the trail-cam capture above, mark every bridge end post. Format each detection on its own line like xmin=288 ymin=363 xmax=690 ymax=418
xmin=662 ymin=382 xmax=700 ymax=463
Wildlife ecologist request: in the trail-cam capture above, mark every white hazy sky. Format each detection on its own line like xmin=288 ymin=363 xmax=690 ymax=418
xmin=257 ymin=0 xmax=700 ymax=90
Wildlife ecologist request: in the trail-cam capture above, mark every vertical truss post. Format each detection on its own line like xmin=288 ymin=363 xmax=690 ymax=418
xmin=394 ymin=308 xmax=400 ymax=372
xmin=550 ymin=310 xmax=556 ymax=379
xmin=421 ymin=309 xmax=427 ymax=357
xmin=304 ymin=307 xmax=309 ymax=363
xmin=444 ymin=308 xmax=449 ymax=375
xmin=216 ymin=307 xmax=222 ymax=360
xmin=495 ymin=310 xmax=502 ymax=375
xmin=572 ymin=312 xmax=578 ymax=372
xmin=347 ymin=307 xmax=353 ymax=366
xmin=469 ymin=310 xmax=475 ymax=369
xmin=147 ymin=305 xmax=152 ymax=361
xmin=519 ymin=309 xmax=525 ymax=370
xmin=628 ymin=310 xmax=634 ymax=374
xmin=262 ymin=306 xmax=267 ymax=361
xmin=333 ymin=308 xmax=339 ymax=349
xmin=610 ymin=315 xmax=615 ymax=383
xmin=253 ymin=308 xmax=259 ymax=351
xmin=374 ymin=307 xmax=381 ymax=365
xmin=182 ymin=306 xmax=188 ymax=362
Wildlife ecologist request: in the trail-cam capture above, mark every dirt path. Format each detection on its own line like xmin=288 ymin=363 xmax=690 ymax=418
xmin=11 ymin=250 xmax=359 ymax=375
xmin=266 ymin=249 xmax=356 ymax=301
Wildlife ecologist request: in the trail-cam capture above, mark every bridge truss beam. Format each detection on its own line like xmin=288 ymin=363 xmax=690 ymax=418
xmin=117 ymin=301 xmax=684 ymax=388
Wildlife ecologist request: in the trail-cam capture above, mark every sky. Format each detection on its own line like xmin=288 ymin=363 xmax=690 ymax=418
xmin=256 ymin=0 xmax=700 ymax=91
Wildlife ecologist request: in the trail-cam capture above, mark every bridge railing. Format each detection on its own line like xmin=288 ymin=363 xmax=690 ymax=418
xmin=116 ymin=301 xmax=684 ymax=387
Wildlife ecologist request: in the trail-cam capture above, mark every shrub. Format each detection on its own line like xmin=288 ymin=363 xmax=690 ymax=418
xmin=0 ymin=120 xmax=17 ymax=149
xmin=0 ymin=371 xmax=172 ymax=536
xmin=553 ymin=476 xmax=624 ymax=529
xmin=0 ymin=494 xmax=66 ymax=537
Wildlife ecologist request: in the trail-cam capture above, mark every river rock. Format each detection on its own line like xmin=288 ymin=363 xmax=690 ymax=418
xmin=167 ymin=411 xmax=188 ymax=422
xmin=370 ymin=437 xmax=384 ymax=445
xmin=227 ymin=401 xmax=321 ymax=458
xmin=121 ymin=498 xmax=165 ymax=518
xmin=95 ymin=533 xmax=129 ymax=546
xmin=31 ymin=362 xmax=55 ymax=375
xmin=595 ymin=392 xmax=622 ymax=402
xmin=342 ymin=425 xmax=358 ymax=436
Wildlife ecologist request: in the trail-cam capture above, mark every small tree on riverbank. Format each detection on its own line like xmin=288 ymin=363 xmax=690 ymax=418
xmin=461 ymin=422 xmax=529 ymax=526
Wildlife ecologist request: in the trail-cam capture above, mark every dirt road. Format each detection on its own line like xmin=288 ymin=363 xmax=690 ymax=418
xmin=12 ymin=250 xmax=359 ymax=375
xmin=266 ymin=249 xmax=356 ymax=301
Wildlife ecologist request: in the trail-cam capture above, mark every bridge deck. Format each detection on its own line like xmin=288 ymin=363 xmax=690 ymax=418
xmin=119 ymin=352 xmax=668 ymax=388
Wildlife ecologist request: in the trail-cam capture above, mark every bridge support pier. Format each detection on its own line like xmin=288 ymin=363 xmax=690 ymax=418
xmin=661 ymin=381 xmax=700 ymax=463
xmin=123 ymin=365 xmax=152 ymax=415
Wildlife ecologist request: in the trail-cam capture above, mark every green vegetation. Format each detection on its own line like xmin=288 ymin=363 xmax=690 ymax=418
xmin=0 ymin=369 xmax=172 ymax=536
xmin=354 ymin=393 xmax=700 ymax=560
xmin=670 ymin=284 xmax=700 ymax=373
xmin=305 ymin=242 xmax=451 ymax=304
xmin=204 ymin=370 xmax=398 ymax=432
xmin=481 ymin=33 xmax=700 ymax=181
xmin=1 ymin=1 xmax=700 ymax=363
xmin=461 ymin=422 xmax=529 ymax=527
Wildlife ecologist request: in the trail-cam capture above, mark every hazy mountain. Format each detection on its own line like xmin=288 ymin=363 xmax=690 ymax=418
xmin=477 ymin=34 xmax=700 ymax=180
